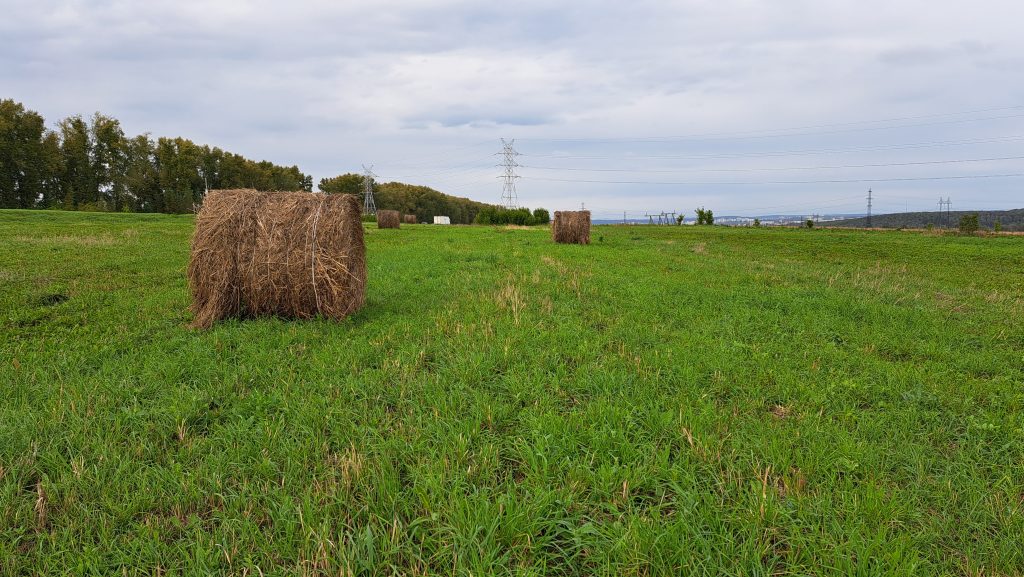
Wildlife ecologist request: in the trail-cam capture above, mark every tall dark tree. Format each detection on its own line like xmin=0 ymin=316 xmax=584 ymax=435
xmin=57 ymin=115 xmax=95 ymax=209
xmin=125 ymin=134 xmax=160 ymax=212
xmin=319 ymin=173 xmax=366 ymax=195
xmin=0 ymin=99 xmax=60 ymax=208
xmin=156 ymin=137 xmax=204 ymax=213
xmin=90 ymin=113 xmax=128 ymax=211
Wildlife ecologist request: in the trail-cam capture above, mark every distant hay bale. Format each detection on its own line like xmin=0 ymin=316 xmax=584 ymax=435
xmin=377 ymin=209 xmax=400 ymax=229
xmin=433 ymin=216 xmax=451 ymax=225
xmin=403 ymin=214 xmax=417 ymax=224
xmin=552 ymin=210 xmax=591 ymax=244
xmin=187 ymin=189 xmax=366 ymax=329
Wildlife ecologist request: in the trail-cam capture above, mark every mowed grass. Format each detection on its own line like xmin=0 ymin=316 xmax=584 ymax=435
xmin=1 ymin=209 xmax=1023 ymax=576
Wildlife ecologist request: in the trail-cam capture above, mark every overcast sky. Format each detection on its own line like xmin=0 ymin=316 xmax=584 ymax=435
xmin=3 ymin=0 xmax=1023 ymax=217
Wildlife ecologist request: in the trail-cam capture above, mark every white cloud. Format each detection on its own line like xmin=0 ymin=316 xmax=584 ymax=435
xmin=3 ymin=0 xmax=1023 ymax=214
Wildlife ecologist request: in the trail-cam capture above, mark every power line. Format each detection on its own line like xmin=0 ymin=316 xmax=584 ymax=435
xmin=520 ymin=154 xmax=1024 ymax=174
xmin=520 ymin=172 xmax=1024 ymax=186
xmin=516 ymin=110 xmax=1024 ymax=143
xmin=377 ymin=139 xmax=495 ymax=169
xmin=521 ymin=134 xmax=1024 ymax=162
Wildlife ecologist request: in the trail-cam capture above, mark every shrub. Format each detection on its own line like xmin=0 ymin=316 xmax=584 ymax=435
xmin=959 ymin=213 xmax=979 ymax=234
xmin=475 ymin=206 xmax=550 ymax=226
xmin=805 ymin=219 xmax=814 ymax=229
xmin=753 ymin=218 xmax=761 ymax=227
xmin=994 ymin=219 xmax=1002 ymax=233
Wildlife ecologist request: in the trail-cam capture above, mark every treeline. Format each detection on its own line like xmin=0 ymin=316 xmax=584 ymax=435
xmin=0 ymin=99 xmax=311 ymax=213
xmin=828 ymin=209 xmax=1024 ymax=231
xmin=319 ymin=174 xmax=498 ymax=224
xmin=474 ymin=206 xmax=550 ymax=225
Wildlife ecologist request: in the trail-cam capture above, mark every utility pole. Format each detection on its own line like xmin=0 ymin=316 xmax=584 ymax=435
xmin=938 ymin=197 xmax=953 ymax=227
xmin=498 ymin=138 xmax=520 ymax=209
xmin=866 ymin=188 xmax=873 ymax=228
xmin=362 ymin=164 xmax=377 ymax=215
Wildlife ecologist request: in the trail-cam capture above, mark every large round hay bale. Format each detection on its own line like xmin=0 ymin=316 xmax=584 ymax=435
xmin=402 ymin=214 xmax=417 ymax=224
xmin=187 ymin=189 xmax=366 ymax=329
xmin=552 ymin=210 xmax=591 ymax=244
xmin=377 ymin=209 xmax=400 ymax=229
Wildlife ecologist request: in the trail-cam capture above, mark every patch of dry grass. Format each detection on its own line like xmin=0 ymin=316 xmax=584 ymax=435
xmin=13 ymin=234 xmax=119 ymax=247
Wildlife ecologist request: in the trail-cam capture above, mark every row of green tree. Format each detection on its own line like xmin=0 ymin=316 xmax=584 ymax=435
xmin=318 ymin=173 xmax=506 ymax=225
xmin=0 ymin=99 xmax=311 ymax=212
xmin=473 ymin=206 xmax=550 ymax=225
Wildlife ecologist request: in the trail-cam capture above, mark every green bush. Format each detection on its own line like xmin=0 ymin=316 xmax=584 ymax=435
xmin=475 ymin=206 xmax=550 ymax=225
xmin=805 ymin=219 xmax=814 ymax=229
xmin=959 ymin=213 xmax=979 ymax=234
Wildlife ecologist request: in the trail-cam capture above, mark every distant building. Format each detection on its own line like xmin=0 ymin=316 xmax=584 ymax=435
xmin=433 ymin=216 xmax=451 ymax=225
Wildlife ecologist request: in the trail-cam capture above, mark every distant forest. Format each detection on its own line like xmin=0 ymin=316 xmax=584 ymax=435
xmin=0 ymin=99 xmax=311 ymax=213
xmin=828 ymin=209 xmax=1024 ymax=231
xmin=319 ymin=174 xmax=501 ymax=225
xmin=1 ymin=99 xmax=503 ymax=221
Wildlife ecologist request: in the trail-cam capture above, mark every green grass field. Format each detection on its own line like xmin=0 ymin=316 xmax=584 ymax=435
xmin=2 ymin=209 xmax=1023 ymax=576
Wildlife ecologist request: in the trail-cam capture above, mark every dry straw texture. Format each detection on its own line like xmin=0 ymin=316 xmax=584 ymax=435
xmin=377 ymin=209 xmax=401 ymax=229
xmin=403 ymin=214 xmax=417 ymax=224
xmin=187 ymin=189 xmax=366 ymax=329
xmin=552 ymin=210 xmax=591 ymax=244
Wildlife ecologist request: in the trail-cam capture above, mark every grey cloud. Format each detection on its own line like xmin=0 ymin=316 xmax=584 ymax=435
xmin=3 ymin=0 xmax=1023 ymax=213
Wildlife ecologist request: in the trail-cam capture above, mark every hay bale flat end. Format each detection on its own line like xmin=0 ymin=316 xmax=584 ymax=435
xmin=187 ymin=189 xmax=366 ymax=329
xmin=377 ymin=209 xmax=400 ymax=229
xmin=552 ymin=210 xmax=591 ymax=244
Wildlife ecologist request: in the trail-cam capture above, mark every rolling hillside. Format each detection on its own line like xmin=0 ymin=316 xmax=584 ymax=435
xmin=827 ymin=208 xmax=1024 ymax=230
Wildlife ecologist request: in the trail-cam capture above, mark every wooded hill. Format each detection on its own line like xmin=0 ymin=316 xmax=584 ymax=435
xmin=319 ymin=174 xmax=499 ymax=224
xmin=827 ymin=208 xmax=1024 ymax=231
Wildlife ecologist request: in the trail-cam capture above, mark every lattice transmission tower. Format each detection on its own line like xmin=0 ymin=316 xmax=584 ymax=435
xmin=866 ymin=188 xmax=873 ymax=228
xmin=498 ymin=139 xmax=520 ymax=209
xmin=362 ymin=164 xmax=377 ymax=215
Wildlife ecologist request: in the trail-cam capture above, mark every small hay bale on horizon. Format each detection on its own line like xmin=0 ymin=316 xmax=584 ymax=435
xmin=187 ymin=189 xmax=366 ymax=329
xmin=552 ymin=210 xmax=591 ymax=244
xmin=403 ymin=214 xmax=417 ymax=224
xmin=377 ymin=209 xmax=400 ymax=229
